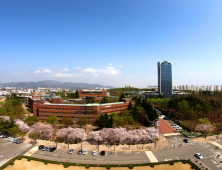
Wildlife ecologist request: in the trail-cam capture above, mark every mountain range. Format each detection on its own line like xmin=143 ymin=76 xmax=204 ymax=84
xmin=0 ymin=80 xmax=115 ymax=89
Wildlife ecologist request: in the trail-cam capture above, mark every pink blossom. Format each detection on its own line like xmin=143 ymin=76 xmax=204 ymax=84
xmin=15 ymin=119 xmax=29 ymax=132
xmin=28 ymin=123 xmax=54 ymax=139
xmin=0 ymin=116 xmax=10 ymax=121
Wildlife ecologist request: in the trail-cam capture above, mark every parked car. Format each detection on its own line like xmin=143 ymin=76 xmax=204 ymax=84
xmin=163 ymin=117 xmax=168 ymax=120
xmin=82 ymin=150 xmax=88 ymax=155
xmin=68 ymin=149 xmax=74 ymax=154
xmin=77 ymin=150 xmax=82 ymax=155
xmin=39 ymin=145 xmax=44 ymax=150
xmin=42 ymin=147 xmax=46 ymax=151
xmin=9 ymin=138 xmax=14 ymax=142
xmin=171 ymin=123 xmax=176 ymax=126
xmin=16 ymin=140 xmax=22 ymax=144
xmin=173 ymin=125 xmax=179 ymax=128
xmin=92 ymin=150 xmax=97 ymax=156
xmin=8 ymin=137 xmax=13 ymax=141
xmin=0 ymin=134 xmax=3 ymax=138
xmin=100 ymin=151 xmax=106 ymax=156
xmin=176 ymin=127 xmax=182 ymax=130
xmin=194 ymin=153 xmax=203 ymax=159
xmin=183 ymin=139 xmax=189 ymax=143
xmin=46 ymin=147 xmax=51 ymax=151
xmin=49 ymin=147 xmax=56 ymax=152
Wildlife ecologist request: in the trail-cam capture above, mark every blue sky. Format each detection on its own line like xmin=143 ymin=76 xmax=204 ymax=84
xmin=0 ymin=0 xmax=222 ymax=88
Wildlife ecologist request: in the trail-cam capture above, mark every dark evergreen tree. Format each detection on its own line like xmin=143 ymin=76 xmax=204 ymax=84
xmin=132 ymin=105 xmax=139 ymax=121
xmin=127 ymin=101 xmax=133 ymax=110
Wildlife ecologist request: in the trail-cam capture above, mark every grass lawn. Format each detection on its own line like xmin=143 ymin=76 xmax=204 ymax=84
xmin=4 ymin=159 xmax=193 ymax=170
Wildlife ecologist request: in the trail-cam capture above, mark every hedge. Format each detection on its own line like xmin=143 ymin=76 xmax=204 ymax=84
xmin=0 ymin=156 xmax=201 ymax=170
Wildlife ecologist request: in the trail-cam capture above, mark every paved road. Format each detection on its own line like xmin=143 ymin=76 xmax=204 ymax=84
xmin=0 ymin=138 xmax=33 ymax=167
xmin=32 ymin=149 xmax=149 ymax=164
xmin=156 ymin=135 xmax=222 ymax=170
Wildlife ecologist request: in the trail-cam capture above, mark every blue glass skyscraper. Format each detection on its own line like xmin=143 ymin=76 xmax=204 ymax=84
xmin=158 ymin=61 xmax=172 ymax=98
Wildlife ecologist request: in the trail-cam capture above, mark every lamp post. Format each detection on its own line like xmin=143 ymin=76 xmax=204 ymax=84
xmin=49 ymin=132 xmax=53 ymax=148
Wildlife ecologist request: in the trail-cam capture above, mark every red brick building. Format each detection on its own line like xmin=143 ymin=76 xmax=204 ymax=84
xmin=28 ymin=93 xmax=130 ymax=124
xmin=79 ymin=89 xmax=107 ymax=98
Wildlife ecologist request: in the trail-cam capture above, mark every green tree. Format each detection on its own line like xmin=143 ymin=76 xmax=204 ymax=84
xmin=0 ymin=107 xmax=6 ymax=115
xmin=29 ymin=132 xmax=40 ymax=144
xmin=132 ymin=105 xmax=139 ymax=121
xmin=119 ymin=93 xmax=126 ymax=102
xmin=46 ymin=116 xmax=59 ymax=125
xmin=0 ymin=118 xmax=15 ymax=133
xmin=61 ymin=117 xmax=73 ymax=127
xmin=100 ymin=96 xmax=109 ymax=104
xmin=127 ymin=101 xmax=133 ymax=110
xmin=77 ymin=116 xmax=89 ymax=127
xmin=8 ymin=126 xmax=19 ymax=137
xmin=24 ymin=116 xmax=39 ymax=126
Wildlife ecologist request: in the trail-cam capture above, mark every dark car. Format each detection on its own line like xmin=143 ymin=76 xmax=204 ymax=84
xmin=183 ymin=139 xmax=189 ymax=143
xmin=49 ymin=147 xmax=56 ymax=152
xmin=39 ymin=145 xmax=44 ymax=150
xmin=46 ymin=147 xmax=50 ymax=151
xmin=77 ymin=150 xmax=82 ymax=155
xmin=16 ymin=140 xmax=22 ymax=144
xmin=163 ymin=117 xmax=168 ymax=120
xmin=100 ymin=151 xmax=105 ymax=156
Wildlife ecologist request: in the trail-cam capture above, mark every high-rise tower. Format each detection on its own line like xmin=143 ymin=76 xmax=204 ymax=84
xmin=158 ymin=61 xmax=172 ymax=98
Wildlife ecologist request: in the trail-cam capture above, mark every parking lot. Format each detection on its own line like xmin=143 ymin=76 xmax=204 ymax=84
xmin=0 ymin=138 xmax=33 ymax=167
xmin=32 ymin=148 xmax=150 ymax=164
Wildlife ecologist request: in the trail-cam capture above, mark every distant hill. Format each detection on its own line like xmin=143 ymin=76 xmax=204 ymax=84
xmin=0 ymin=80 xmax=115 ymax=89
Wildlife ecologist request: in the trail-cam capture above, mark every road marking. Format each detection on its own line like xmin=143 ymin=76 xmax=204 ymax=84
xmin=145 ymin=151 xmax=158 ymax=163
xmin=212 ymin=142 xmax=222 ymax=150
xmin=24 ymin=146 xmax=38 ymax=156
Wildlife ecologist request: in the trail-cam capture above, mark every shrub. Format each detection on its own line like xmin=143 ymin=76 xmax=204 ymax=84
xmin=150 ymin=164 xmax=154 ymax=168
xmin=10 ymin=162 xmax=14 ymax=165
xmin=44 ymin=161 xmax=48 ymax=165
xmin=27 ymin=158 xmax=31 ymax=161
xmin=85 ymin=165 xmax=90 ymax=169
xmin=170 ymin=162 xmax=174 ymax=165
xmin=63 ymin=163 xmax=69 ymax=168
xmin=128 ymin=165 xmax=133 ymax=169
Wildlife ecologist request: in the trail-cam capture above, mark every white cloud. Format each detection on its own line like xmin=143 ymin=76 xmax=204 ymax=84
xmin=75 ymin=67 xmax=82 ymax=70
xmin=82 ymin=66 xmax=119 ymax=76
xmin=62 ymin=68 xmax=69 ymax=71
xmin=119 ymin=65 xmax=123 ymax=67
xmin=42 ymin=69 xmax=53 ymax=73
xmin=54 ymin=73 xmax=73 ymax=77
xmin=108 ymin=63 xmax=112 ymax=65
xmin=189 ymin=72 xmax=193 ymax=75
xmin=33 ymin=70 xmax=41 ymax=74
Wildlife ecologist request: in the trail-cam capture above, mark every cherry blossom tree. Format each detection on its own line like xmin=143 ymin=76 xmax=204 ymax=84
xmin=57 ymin=127 xmax=87 ymax=150
xmin=195 ymin=124 xmax=212 ymax=138
xmin=88 ymin=131 xmax=103 ymax=150
xmin=0 ymin=116 xmax=10 ymax=121
xmin=28 ymin=123 xmax=54 ymax=141
xmin=15 ymin=119 xmax=29 ymax=140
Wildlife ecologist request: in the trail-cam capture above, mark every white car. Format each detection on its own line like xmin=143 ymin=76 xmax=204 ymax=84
xmin=8 ymin=137 xmax=13 ymax=141
xmin=173 ymin=125 xmax=179 ymax=128
xmin=176 ymin=127 xmax=182 ymax=130
xmin=194 ymin=153 xmax=203 ymax=159
xmin=82 ymin=150 xmax=88 ymax=155
xmin=92 ymin=150 xmax=97 ymax=156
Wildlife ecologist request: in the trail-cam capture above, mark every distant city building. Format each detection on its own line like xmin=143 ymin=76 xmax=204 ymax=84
xmin=158 ymin=61 xmax=173 ymax=98
xmin=125 ymin=85 xmax=132 ymax=88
